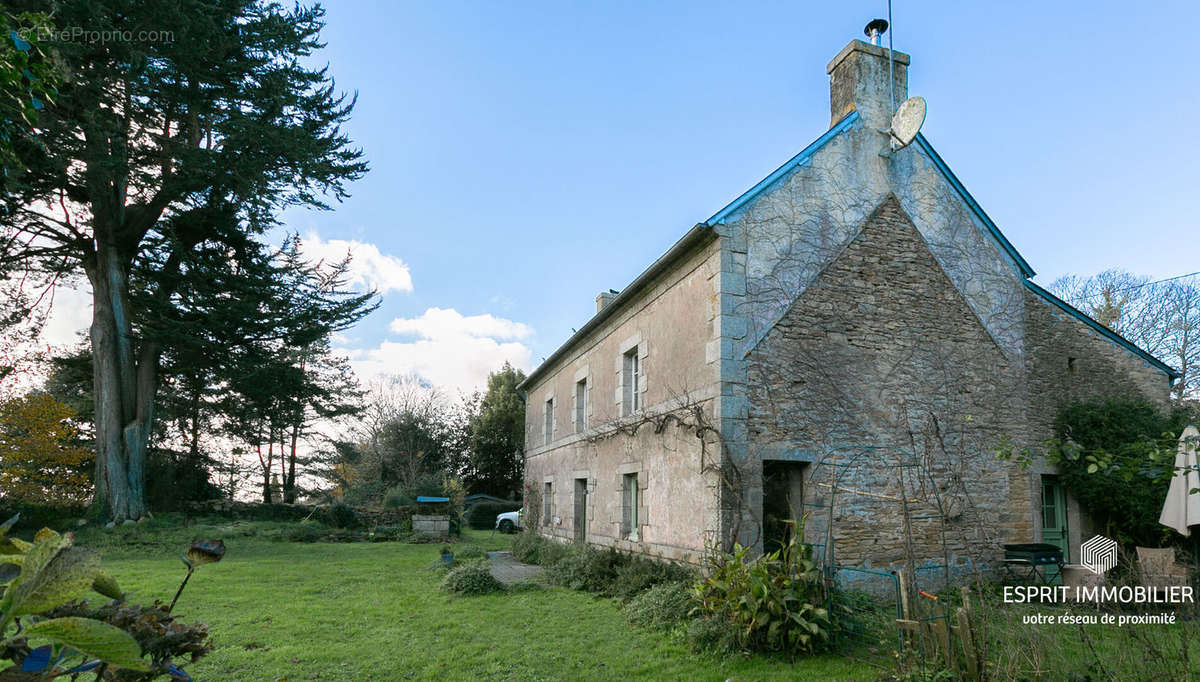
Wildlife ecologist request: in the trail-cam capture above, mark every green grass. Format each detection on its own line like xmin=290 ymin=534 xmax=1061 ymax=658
xmin=82 ymin=524 xmax=877 ymax=681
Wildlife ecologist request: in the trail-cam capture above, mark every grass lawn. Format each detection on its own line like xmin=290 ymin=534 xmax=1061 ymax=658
xmin=82 ymin=521 xmax=879 ymax=681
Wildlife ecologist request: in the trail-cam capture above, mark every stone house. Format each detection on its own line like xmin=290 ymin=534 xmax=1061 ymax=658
xmin=517 ymin=37 xmax=1178 ymax=571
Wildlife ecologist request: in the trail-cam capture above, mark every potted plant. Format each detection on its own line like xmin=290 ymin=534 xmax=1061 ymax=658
xmin=440 ymin=544 xmax=454 ymax=567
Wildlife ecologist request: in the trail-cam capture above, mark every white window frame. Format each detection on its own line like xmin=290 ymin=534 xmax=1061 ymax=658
xmin=617 ymin=334 xmax=646 ymax=418
xmin=627 ymin=352 xmax=640 ymax=412
xmin=543 ymin=394 xmax=554 ymax=444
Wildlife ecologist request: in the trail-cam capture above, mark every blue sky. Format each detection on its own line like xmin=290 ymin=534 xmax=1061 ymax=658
xmin=264 ymin=0 xmax=1200 ymax=393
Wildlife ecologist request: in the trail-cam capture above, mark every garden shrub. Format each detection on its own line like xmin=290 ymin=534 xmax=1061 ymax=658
xmin=466 ymin=501 xmax=522 ymax=530
xmin=454 ymin=544 xmax=487 ymax=561
xmin=324 ymin=502 xmax=359 ymax=529
xmin=623 ymin=582 xmax=695 ymax=631
xmin=610 ymin=555 xmax=695 ymax=602
xmin=686 ymin=616 xmax=739 ymax=656
xmin=510 ymin=532 xmax=545 ymax=564
xmin=442 ymin=559 xmax=504 ymax=596
xmin=546 ymin=547 xmax=622 ymax=593
xmin=535 ymin=538 xmax=572 ymax=567
xmin=692 ymin=522 xmax=830 ymax=655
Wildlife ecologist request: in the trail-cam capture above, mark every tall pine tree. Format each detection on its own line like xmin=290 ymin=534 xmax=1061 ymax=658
xmin=0 ymin=1 xmax=366 ymax=519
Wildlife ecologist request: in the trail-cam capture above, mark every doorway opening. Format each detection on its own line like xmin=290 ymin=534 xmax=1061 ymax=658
xmin=763 ymin=460 xmax=807 ymax=555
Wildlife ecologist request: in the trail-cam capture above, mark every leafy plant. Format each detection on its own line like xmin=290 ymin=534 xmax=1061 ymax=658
xmin=691 ymin=519 xmax=830 ymax=655
xmin=0 ymin=516 xmax=150 ymax=676
xmin=44 ymin=600 xmax=213 ymax=680
xmin=441 ymin=560 xmax=504 ymax=596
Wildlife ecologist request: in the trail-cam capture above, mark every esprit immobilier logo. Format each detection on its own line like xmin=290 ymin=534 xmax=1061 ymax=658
xmin=1080 ymin=534 xmax=1119 ymax=575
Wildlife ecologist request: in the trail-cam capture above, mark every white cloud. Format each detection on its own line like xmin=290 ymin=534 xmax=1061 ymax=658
xmin=299 ymin=231 xmax=413 ymax=294
xmin=345 ymin=307 xmax=534 ymax=394
xmin=388 ymin=307 xmax=532 ymax=340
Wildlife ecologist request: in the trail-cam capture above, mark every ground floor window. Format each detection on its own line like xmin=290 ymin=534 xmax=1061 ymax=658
xmin=621 ymin=472 xmax=639 ymax=541
xmin=543 ymin=481 xmax=553 ymax=526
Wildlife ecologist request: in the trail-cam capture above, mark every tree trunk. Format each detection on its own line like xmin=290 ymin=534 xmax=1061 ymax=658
xmin=260 ymin=440 xmax=274 ymax=504
xmin=283 ymin=420 xmax=300 ymax=504
xmin=87 ymin=245 xmax=154 ymax=522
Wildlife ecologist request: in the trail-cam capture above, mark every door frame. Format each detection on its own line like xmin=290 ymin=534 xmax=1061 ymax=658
xmin=1040 ymin=475 xmax=1069 ymax=562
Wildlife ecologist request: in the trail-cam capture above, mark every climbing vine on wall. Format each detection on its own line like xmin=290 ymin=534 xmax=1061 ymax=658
xmin=1002 ymin=396 xmax=1194 ymax=546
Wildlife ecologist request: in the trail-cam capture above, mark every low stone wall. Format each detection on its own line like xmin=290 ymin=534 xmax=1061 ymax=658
xmin=412 ymin=514 xmax=450 ymax=536
xmin=183 ymin=500 xmax=413 ymax=527
xmin=185 ymin=500 xmax=315 ymax=521
xmin=357 ymin=507 xmax=413 ymax=527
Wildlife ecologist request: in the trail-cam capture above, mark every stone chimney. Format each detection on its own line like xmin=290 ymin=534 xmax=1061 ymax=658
xmin=595 ymin=290 xmax=617 ymax=313
xmin=827 ymin=39 xmax=909 ymax=131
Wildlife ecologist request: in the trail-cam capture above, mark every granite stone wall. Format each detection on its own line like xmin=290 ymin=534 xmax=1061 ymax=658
xmin=741 ymin=195 xmax=1173 ymax=575
xmin=745 ymin=195 xmax=1023 ymax=572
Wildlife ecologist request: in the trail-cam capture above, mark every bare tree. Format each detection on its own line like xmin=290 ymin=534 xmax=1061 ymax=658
xmin=1052 ymin=270 xmax=1199 ymax=400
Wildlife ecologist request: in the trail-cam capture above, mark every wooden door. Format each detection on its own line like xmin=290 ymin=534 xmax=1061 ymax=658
xmin=1041 ymin=476 xmax=1069 ymax=562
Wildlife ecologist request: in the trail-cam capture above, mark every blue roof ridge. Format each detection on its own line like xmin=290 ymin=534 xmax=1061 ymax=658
xmin=1023 ymin=279 xmax=1180 ymax=380
xmin=705 ymin=111 xmax=860 ymax=226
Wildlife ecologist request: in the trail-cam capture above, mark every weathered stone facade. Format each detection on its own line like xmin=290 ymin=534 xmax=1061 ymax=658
xmin=518 ymin=39 xmax=1178 ymax=571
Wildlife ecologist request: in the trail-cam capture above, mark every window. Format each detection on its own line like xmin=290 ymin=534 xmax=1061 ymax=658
xmin=1068 ymin=357 xmax=1077 ymax=375
xmin=575 ymin=379 xmax=587 ymax=433
xmin=622 ymin=349 xmax=640 ymax=415
xmin=544 ymin=396 xmax=554 ymax=443
xmin=621 ymin=472 xmax=639 ymax=541
xmin=543 ymin=481 xmax=553 ymax=526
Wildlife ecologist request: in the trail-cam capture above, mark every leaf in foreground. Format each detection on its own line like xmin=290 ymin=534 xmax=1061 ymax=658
xmin=5 ymin=541 xmax=100 ymax=616
xmin=23 ymin=617 xmax=149 ymax=671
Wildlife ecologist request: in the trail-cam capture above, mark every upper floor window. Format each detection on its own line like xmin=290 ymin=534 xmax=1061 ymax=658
xmin=544 ymin=396 xmax=554 ymax=443
xmin=575 ymin=378 xmax=587 ymax=433
xmin=622 ymin=349 xmax=640 ymax=415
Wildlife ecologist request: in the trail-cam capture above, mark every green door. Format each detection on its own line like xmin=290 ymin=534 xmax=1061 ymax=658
xmin=1041 ymin=476 xmax=1069 ymax=562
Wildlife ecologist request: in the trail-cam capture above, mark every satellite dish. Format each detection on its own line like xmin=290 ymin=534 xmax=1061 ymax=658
xmin=888 ymin=96 xmax=926 ymax=150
